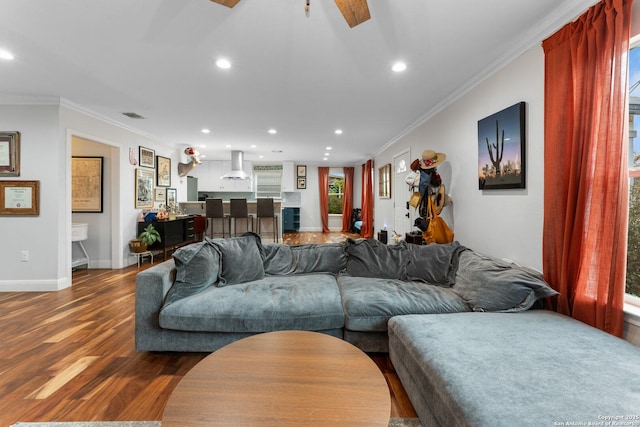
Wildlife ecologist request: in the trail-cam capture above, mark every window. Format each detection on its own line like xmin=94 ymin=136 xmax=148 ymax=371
xmin=254 ymin=171 xmax=282 ymax=199
xmin=328 ymin=174 xmax=344 ymax=214
xmin=627 ymin=40 xmax=640 ymax=298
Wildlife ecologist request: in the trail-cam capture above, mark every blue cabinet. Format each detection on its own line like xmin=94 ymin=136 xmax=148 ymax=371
xmin=282 ymin=207 xmax=300 ymax=232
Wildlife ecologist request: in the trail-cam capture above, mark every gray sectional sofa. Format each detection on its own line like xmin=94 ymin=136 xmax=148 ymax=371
xmin=135 ymin=234 xmax=557 ymax=352
xmin=135 ymin=234 xmax=640 ymax=426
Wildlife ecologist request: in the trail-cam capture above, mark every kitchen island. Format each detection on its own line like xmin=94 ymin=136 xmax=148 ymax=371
xmin=179 ymin=200 xmax=282 ymax=241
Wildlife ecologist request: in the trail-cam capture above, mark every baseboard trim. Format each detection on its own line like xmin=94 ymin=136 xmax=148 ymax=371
xmin=0 ymin=277 xmax=71 ymax=292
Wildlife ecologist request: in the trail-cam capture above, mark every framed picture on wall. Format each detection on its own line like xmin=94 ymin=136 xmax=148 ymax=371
xmin=378 ymin=163 xmax=391 ymax=199
xmin=0 ymin=180 xmax=39 ymax=215
xmin=139 ymin=146 xmax=155 ymax=169
xmin=297 ymin=177 xmax=306 ymax=189
xmin=478 ymin=102 xmax=526 ymax=190
xmin=0 ymin=131 xmax=20 ymax=177
xmin=135 ymin=168 xmax=154 ymax=209
xmin=297 ymin=165 xmax=307 ymax=177
xmin=154 ymin=187 xmax=166 ymax=203
xmin=167 ymin=188 xmax=177 ymax=208
xmin=72 ymin=156 xmax=103 ymax=213
xmin=156 ymin=155 xmax=171 ymax=187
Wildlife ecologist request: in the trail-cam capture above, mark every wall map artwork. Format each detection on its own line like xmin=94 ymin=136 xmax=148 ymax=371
xmin=72 ymin=156 xmax=103 ymax=213
xmin=477 ymin=102 xmax=526 ymax=190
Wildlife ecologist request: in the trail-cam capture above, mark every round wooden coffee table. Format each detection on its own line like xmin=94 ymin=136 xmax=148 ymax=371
xmin=162 ymin=330 xmax=391 ymax=426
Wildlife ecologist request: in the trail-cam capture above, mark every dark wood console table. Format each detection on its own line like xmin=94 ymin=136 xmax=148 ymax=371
xmin=137 ymin=215 xmax=196 ymax=259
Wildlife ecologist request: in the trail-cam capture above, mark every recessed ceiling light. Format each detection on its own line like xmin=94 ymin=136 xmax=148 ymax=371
xmin=326 ymin=146 xmax=333 ymax=150
xmin=199 ymin=144 xmax=207 ymax=148
xmin=250 ymin=144 xmax=257 ymax=148
xmin=323 ymin=157 xmax=328 ymax=161
xmin=0 ymin=49 xmax=14 ymax=60
xmin=268 ymin=129 xmax=277 ymax=134
xmin=201 ymin=128 xmax=210 ymax=134
xmin=216 ymin=58 xmax=231 ymax=69
xmin=225 ymin=144 xmax=231 ymax=148
xmin=334 ymin=130 xmax=343 ymax=135
xmin=392 ymin=62 xmax=407 ymax=72
xmin=324 ymin=152 xmax=330 ymax=156
xmin=259 ymin=155 xmax=264 ymax=159
xmin=200 ymin=154 xmax=207 ymax=158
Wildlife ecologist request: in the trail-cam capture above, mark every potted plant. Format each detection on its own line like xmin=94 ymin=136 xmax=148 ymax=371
xmin=130 ymin=224 xmax=162 ymax=253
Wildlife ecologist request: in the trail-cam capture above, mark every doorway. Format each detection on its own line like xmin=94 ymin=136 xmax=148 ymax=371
xmin=393 ymin=150 xmax=412 ymax=236
xmin=70 ymin=133 xmax=121 ymax=274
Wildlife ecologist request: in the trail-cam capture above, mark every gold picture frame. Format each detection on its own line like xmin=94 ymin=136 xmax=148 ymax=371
xmin=156 ymin=155 xmax=171 ymax=187
xmin=0 ymin=180 xmax=39 ymax=215
xmin=378 ymin=163 xmax=391 ymax=198
xmin=0 ymin=131 xmax=20 ymax=177
xmin=135 ymin=168 xmax=154 ymax=209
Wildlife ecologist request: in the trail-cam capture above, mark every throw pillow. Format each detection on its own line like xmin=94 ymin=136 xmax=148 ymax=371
xmin=405 ymin=241 xmax=466 ymax=286
xmin=209 ymin=234 xmax=265 ymax=286
xmin=344 ymin=238 xmax=408 ymax=280
xmin=291 ymin=243 xmax=348 ymax=274
xmin=163 ymin=241 xmax=220 ymax=307
xmin=452 ymin=249 xmax=559 ymax=312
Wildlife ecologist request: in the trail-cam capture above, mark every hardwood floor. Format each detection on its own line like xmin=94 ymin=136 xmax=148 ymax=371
xmin=0 ymin=232 xmax=417 ymax=426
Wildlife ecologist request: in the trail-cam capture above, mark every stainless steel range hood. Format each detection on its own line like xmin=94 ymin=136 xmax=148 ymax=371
xmin=221 ymin=150 xmax=250 ymax=180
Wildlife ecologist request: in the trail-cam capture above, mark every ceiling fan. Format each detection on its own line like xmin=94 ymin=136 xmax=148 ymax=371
xmin=210 ymin=0 xmax=371 ymax=28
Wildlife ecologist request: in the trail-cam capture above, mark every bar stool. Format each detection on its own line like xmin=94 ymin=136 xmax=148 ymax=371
xmin=230 ymin=198 xmax=254 ymax=236
xmin=193 ymin=215 xmax=207 ymax=242
xmin=256 ymin=198 xmax=279 ymax=243
xmin=206 ymin=198 xmax=230 ymax=238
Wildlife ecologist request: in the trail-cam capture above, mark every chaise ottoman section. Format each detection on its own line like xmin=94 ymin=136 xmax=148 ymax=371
xmin=388 ymin=311 xmax=640 ymax=427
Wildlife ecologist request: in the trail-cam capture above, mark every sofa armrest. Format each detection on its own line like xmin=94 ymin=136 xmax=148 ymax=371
xmin=135 ymin=259 xmax=176 ymax=350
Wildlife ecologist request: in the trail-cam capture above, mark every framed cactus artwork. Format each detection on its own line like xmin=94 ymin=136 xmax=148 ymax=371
xmin=477 ymin=102 xmax=526 ymax=190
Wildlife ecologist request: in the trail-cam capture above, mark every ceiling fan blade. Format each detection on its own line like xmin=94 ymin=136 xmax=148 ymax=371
xmin=334 ymin=0 xmax=371 ymax=28
xmin=210 ymin=0 xmax=241 ymax=8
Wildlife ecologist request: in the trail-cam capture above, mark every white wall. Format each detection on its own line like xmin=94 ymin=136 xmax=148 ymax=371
xmin=0 ymin=101 xmax=187 ymax=291
xmin=0 ymin=105 xmax=66 ymax=290
xmin=375 ymin=46 xmax=545 ymax=269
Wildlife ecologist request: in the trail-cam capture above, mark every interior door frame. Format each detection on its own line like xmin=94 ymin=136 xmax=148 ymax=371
xmin=393 ymin=149 xmax=412 ymax=237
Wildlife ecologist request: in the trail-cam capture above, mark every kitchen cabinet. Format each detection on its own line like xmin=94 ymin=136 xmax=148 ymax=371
xmin=282 ymin=207 xmax=300 ymax=232
xmin=195 ymin=160 xmax=253 ymax=192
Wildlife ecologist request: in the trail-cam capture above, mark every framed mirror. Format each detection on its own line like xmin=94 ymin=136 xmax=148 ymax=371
xmin=378 ymin=163 xmax=391 ymax=199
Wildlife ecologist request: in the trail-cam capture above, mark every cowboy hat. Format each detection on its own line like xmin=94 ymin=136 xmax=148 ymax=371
xmin=419 ymin=150 xmax=446 ymax=169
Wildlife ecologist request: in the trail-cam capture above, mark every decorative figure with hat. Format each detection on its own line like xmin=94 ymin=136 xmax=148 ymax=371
xmin=178 ymin=147 xmax=202 ymax=177
xmin=408 ymin=150 xmax=448 ymax=218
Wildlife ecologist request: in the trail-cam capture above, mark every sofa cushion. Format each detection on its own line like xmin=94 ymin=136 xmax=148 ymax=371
xmin=159 ymin=274 xmax=344 ymax=333
xmin=163 ymin=241 xmax=220 ymax=307
xmin=452 ymin=249 xmax=558 ymax=312
xmin=344 ymin=238 xmax=408 ymax=280
xmin=388 ymin=311 xmax=640 ymax=427
xmin=291 ymin=243 xmax=347 ymax=274
xmin=208 ymin=235 xmax=264 ymax=286
xmin=405 ymin=241 xmax=466 ymax=286
xmin=262 ymin=243 xmax=295 ymax=275
xmin=337 ymin=275 xmax=469 ymax=332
